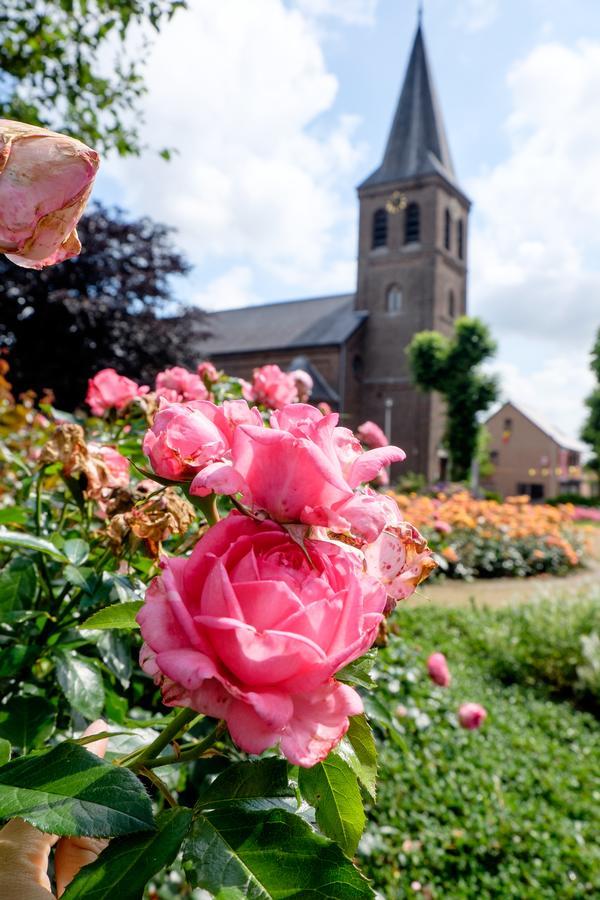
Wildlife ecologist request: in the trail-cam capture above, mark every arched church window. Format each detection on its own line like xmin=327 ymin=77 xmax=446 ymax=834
xmin=372 ymin=208 xmax=388 ymax=248
xmin=444 ymin=208 xmax=451 ymax=251
xmin=386 ymin=285 xmax=403 ymax=314
xmin=404 ymin=202 xmax=420 ymax=244
xmin=448 ymin=290 xmax=455 ymax=318
xmin=457 ymin=219 xmax=464 ymax=259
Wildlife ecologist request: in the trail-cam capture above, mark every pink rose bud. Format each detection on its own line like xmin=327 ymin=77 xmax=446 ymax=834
xmin=458 ymin=702 xmax=487 ymax=730
xmin=427 ymin=652 xmax=451 ymax=687
xmin=155 ymin=366 xmax=209 ymax=403
xmin=0 ymin=118 xmax=99 ymax=268
xmin=137 ymin=511 xmax=387 ymax=767
xmin=250 ymin=364 xmax=299 ymax=410
xmin=143 ymin=398 xmax=261 ymax=483
xmin=196 ymin=361 xmax=220 ymax=384
xmin=86 ymin=368 xmax=148 ymax=416
xmin=357 ymin=420 xmax=388 ymax=449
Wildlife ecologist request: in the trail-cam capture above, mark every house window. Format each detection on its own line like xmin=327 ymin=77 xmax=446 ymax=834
xmin=404 ymin=202 xmax=420 ymax=244
xmin=448 ymin=290 xmax=455 ymax=318
xmin=457 ymin=219 xmax=464 ymax=259
xmin=372 ymin=208 xmax=388 ymax=248
xmin=517 ymin=483 xmax=545 ymax=501
xmin=444 ymin=208 xmax=451 ymax=250
xmin=386 ymin=285 xmax=403 ymax=314
xmin=490 ymin=450 xmax=499 ymax=463
xmin=504 ymin=417 xmax=513 ymax=432
xmin=567 ymin=450 xmax=579 ymax=467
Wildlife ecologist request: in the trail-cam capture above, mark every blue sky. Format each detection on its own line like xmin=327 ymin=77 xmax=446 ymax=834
xmin=95 ymin=0 xmax=600 ymax=438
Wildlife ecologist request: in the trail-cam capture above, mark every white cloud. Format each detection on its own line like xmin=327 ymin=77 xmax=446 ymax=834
xmin=293 ymin=0 xmax=378 ymax=26
xmin=454 ymin=0 xmax=499 ymax=33
xmin=468 ymin=39 xmax=600 ymax=434
xmin=191 ymin=265 xmax=261 ymax=311
xmin=486 ymin=357 xmax=594 ymax=442
xmin=103 ymin=0 xmax=362 ymax=296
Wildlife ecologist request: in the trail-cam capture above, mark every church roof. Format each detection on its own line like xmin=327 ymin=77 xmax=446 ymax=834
xmin=360 ymin=22 xmax=458 ymax=191
xmin=200 ymin=293 xmax=366 ymax=356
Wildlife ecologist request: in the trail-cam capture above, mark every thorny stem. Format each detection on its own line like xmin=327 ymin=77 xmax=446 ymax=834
xmin=116 ymin=707 xmax=199 ymax=768
xmin=138 ymin=766 xmax=178 ymax=808
xmin=134 ymin=721 xmax=226 ymax=771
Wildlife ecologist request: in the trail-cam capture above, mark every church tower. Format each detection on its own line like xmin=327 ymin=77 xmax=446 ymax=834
xmin=355 ymin=18 xmax=470 ymax=480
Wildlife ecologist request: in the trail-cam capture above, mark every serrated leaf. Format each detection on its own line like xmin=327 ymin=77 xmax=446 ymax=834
xmin=0 ymin=742 xmax=154 ymax=837
xmin=197 ymin=759 xmax=294 ymax=811
xmin=335 ymin=715 xmax=378 ymax=800
xmin=56 ymin=652 xmax=105 ymax=719
xmin=97 ymin=632 xmax=132 ymax=687
xmin=0 ymin=557 xmax=37 ymax=612
xmin=0 ymin=739 xmax=10 ymax=765
xmin=0 ymin=696 xmax=56 ymax=753
xmin=183 ymin=807 xmax=374 ymax=899
xmin=64 ymin=538 xmax=90 ymax=565
xmin=298 ymin=755 xmax=365 ymax=856
xmin=336 ymin=651 xmax=377 ymax=690
xmin=80 ymin=602 xmax=143 ymax=631
xmin=65 ymin=564 xmax=90 ymax=589
xmin=61 ymin=806 xmax=191 ymax=899
xmin=0 ymin=528 xmax=68 ymax=561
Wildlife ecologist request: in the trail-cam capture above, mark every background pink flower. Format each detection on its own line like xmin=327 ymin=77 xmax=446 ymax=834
xmin=0 ymin=119 xmax=99 ymax=269
xmin=458 ymin=702 xmax=487 ymax=729
xmin=86 ymin=369 xmax=148 ymax=416
xmin=357 ymin=420 xmax=388 ymax=449
xmin=197 ymin=361 xmax=220 ymax=384
xmin=137 ymin=511 xmax=386 ymax=766
xmin=155 ymin=366 xmax=209 ymax=403
xmin=249 ymin=364 xmax=298 ymax=409
xmin=427 ymin=652 xmax=451 ymax=687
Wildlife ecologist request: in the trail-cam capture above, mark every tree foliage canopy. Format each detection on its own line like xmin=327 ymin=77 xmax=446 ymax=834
xmin=407 ymin=317 xmax=498 ymax=481
xmin=0 ymin=0 xmax=185 ymax=155
xmin=0 ymin=202 xmax=208 ymax=408
xmin=581 ymin=328 xmax=600 ymax=474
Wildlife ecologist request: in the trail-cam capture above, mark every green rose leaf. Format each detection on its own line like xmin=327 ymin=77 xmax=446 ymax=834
xmin=336 ymin=651 xmax=376 ymax=691
xmin=183 ymin=807 xmax=374 ymax=898
xmin=56 ymin=652 xmax=105 ymax=719
xmin=335 ymin=715 xmax=378 ymax=800
xmin=298 ymin=755 xmax=365 ymax=857
xmin=0 ymin=528 xmax=68 ymax=561
xmin=80 ymin=602 xmax=144 ymax=631
xmin=196 ymin=758 xmax=294 ymax=811
xmin=0 ymin=644 xmax=35 ymax=678
xmin=0 ymin=696 xmax=56 ymax=753
xmin=64 ymin=538 xmax=90 ymax=566
xmin=0 ymin=557 xmax=38 ymax=612
xmin=0 ymin=507 xmax=29 ymax=525
xmin=0 ymin=739 xmax=10 ymax=766
xmin=97 ymin=632 xmax=132 ymax=688
xmin=0 ymin=742 xmax=154 ymax=836
xmin=61 ymin=806 xmax=192 ymax=899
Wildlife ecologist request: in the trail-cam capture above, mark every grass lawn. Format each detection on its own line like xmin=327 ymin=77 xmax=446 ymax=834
xmin=360 ymin=596 xmax=600 ymax=899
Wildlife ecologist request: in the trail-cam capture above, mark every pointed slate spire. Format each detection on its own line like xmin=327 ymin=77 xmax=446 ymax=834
xmin=360 ymin=21 xmax=457 ymax=189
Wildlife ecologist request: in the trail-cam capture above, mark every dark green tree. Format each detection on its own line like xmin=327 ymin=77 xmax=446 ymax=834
xmin=1 ymin=0 xmax=185 ymax=155
xmin=407 ymin=317 xmax=498 ymax=481
xmin=581 ymin=328 xmax=600 ymax=478
xmin=0 ymin=202 xmax=209 ymax=408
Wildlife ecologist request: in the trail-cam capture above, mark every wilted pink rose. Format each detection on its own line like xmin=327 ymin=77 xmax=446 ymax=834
xmin=89 ymin=444 xmax=130 ymax=490
xmin=458 ymin=702 xmax=487 ymax=730
xmin=290 ymin=369 xmax=313 ymax=403
xmin=363 ymin=520 xmax=436 ymax=611
xmin=427 ymin=652 xmax=451 ymax=687
xmin=196 ymin=361 xmax=220 ymax=385
xmin=143 ymin=399 xmax=262 ymax=482
xmin=86 ymin=369 xmax=148 ymax=417
xmin=249 ymin=364 xmax=299 ymax=410
xmin=0 ymin=119 xmax=99 ymax=268
xmin=155 ymin=367 xmax=209 ymax=403
xmin=191 ymin=404 xmax=406 ymax=542
xmin=357 ymin=420 xmax=388 ymax=449
xmin=137 ymin=511 xmax=386 ymax=766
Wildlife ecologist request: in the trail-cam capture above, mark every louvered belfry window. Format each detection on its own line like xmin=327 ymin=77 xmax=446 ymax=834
xmin=372 ymin=208 xmax=388 ymax=248
xmin=405 ymin=202 xmax=420 ymax=244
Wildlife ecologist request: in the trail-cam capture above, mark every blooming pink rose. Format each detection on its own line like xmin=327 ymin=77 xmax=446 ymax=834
xmin=458 ymin=702 xmax=487 ymax=730
xmin=427 ymin=652 xmax=451 ymax=687
xmin=196 ymin=361 xmax=220 ymax=384
xmin=137 ymin=511 xmax=386 ymax=766
xmin=357 ymin=420 xmax=388 ymax=449
xmin=155 ymin=367 xmax=209 ymax=403
xmin=192 ymin=404 xmax=406 ymax=543
xmin=0 ymin=119 xmax=99 ymax=269
xmin=249 ymin=364 xmax=299 ymax=410
xmin=290 ymin=369 xmax=313 ymax=403
xmin=86 ymin=369 xmax=148 ymax=416
xmin=143 ymin=399 xmax=262 ymax=482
